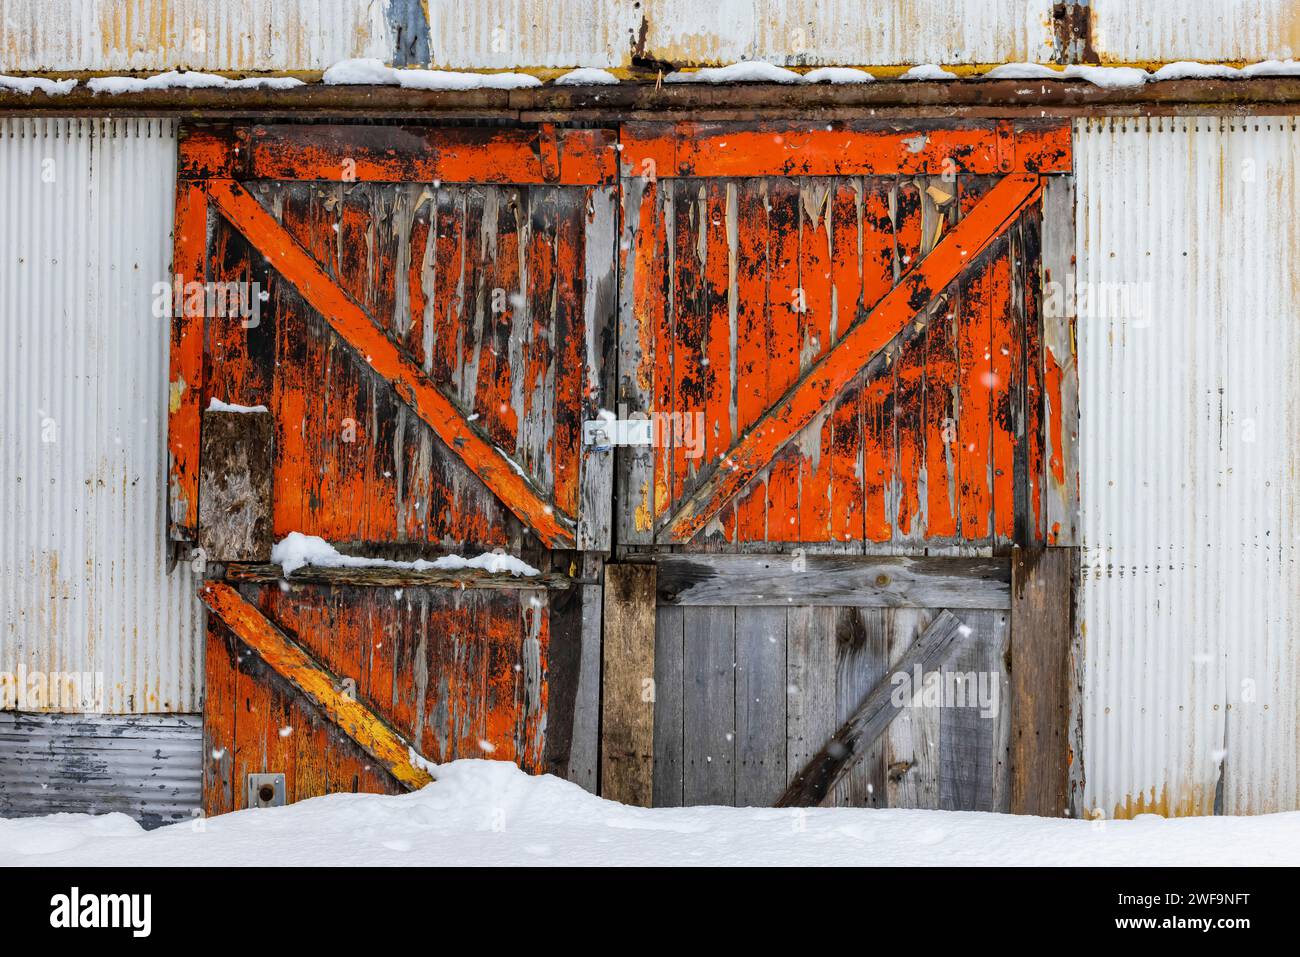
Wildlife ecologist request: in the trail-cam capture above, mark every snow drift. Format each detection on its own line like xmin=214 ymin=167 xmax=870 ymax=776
xmin=3 ymin=760 xmax=1298 ymax=867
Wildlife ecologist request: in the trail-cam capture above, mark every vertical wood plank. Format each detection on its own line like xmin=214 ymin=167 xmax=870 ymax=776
xmin=600 ymin=563 xmax=657 ymax=806
xmin=1041 ymin=176 xmax=1078 ymax=545
xmin=734 ymin=606 xmax=787 ymax=806
xmin=938 ymin=609 xmax=996 ymax=810
xmin=201 ymin=619 xmax=237 ymax=817
xmin=616 ymin=174 xmax=660 ymax=544
xmin=652 ymin=604 xmax=685 ymax=807
xmin=168 ymin=179 xmax=209 ymax=541
xmin=884 ymin=607 xmax=939 ymax=808
xmin=198 ymin=408 xmax=274 ymax=562
xmin=578 ymin=186 xmax=618 ymax=550
xmin=567 ymin=554 xmax=604 ymax=792
xmin=1009 ymin=545 xmax=1075 ymax=816
xmin=786 ymin=606 xmax=838 ymax=794
xmin=833 ymin=608 xmax=888 ymax=807
xmin=682 ymin=606 xmax=735 ymax=806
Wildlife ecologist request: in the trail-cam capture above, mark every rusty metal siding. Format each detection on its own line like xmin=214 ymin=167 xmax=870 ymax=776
xmin=1077 ymin=116 xmax=1300 ymax=818
xmin=0 ymin=0 xmax=390 ymax=72
xmin=0 ymin=711 xmax=201 ymax=827
xmin=641 ymin=0 xmax=1055 ymax=68
xmin=1091 ymin=1 xmax=1300 ymax=65
xmin=0 ymin=117 xmax=203 ymax=714
xmin=426 ymin=0 xmax=640 ymax=70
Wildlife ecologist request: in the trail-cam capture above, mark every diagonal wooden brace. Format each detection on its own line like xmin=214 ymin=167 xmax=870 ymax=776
xmin=662 ymin=173 xmax=1044 ymax=543
xmin=777 ymin=609 xmax=971 ymax=808
xmin=204 ymin=178 xmax=576 ymax=548
xmin=200 ymin=581 xmax=434 ymax=791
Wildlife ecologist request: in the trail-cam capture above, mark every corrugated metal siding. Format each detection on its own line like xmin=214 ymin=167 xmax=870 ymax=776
xmin=0 ymin=711 xmax=201 ymax=828
xmin=0 ymin=0 xmax=390 ymax=72
xmin=1077 ymin=116 xmax=1300 ymax=817
xmin=641 ymin=0 xmax=1055 ymax=67
xmin=1092 ymin=1 xmax=1300 ymax=65
xmin=0 ymin=117 xmax=203 ymax=714
xmin=426 ymin=0 xmax=640 ymax=70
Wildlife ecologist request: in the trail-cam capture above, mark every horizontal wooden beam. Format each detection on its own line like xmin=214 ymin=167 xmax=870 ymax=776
xmin=662 ymin=172 xmax=1043 ymax=543
xmin=777 ymin=609 xmax=970 ymax=807
xmin=199 ymin=581 xmax=434 ymax=791
xmin=226 ymin=563 xmax=573 ymax=590
xmin=654 ymin=554 xmax=1011 ymax=609
xmin=205 ymin=177 xmax=576 ymax=548
xmin=247 ymin=124 xmax=617 ymax=185
xmin=621 ymin=121 xmax=1070 ymax=178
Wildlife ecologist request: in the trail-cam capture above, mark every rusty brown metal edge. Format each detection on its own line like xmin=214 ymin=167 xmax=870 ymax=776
xmin=6 ymin=78 xmax=1300 ymax=119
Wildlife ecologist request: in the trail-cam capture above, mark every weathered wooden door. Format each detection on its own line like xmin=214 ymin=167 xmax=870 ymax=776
xmin=604 ymin=121 xmax=1076 ymax=812
xmin=170 ymin=124 xmax=616 ymax=812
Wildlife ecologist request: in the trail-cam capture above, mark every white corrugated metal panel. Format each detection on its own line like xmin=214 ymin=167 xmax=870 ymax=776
xmin=1077 ymin=116 xmax=1300 ymax=817
xmin=0 ymin=117 xmax=203 ymax=714
xmin=0 ymin=0 xmax=391 ymax=72
xmin=426 ymin=0 xmax=640 ymax=70
xmin=1092 ymin=1 xmax=1300 ymax=64
xmin=640 ymin=0 xmax=1055 ymax=67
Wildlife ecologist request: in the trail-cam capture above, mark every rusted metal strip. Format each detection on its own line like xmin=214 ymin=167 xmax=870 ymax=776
xmin=621 ymin=121 xmax=1071 ymax=178
xmin=247 ymin=123 xmax=617 ymax=185
xmin=10 ymin=79 xmax=1300 ymax=120
xmin=166 ymin=181 xmax=208 ymax=541
xmin=663 ymin=172 xmax=1044 ymax=544
xmin=199 ymin=581 xmax=434 ymax=791
xmin=204 ymin=177 xmax=577 ymax=548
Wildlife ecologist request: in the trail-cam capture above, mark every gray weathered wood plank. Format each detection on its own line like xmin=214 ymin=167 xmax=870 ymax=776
xmin=656 ymin=553 xmax=1010 ymax=608
xmin=567 ymin=554 xmax=604 ymax=793
xmin=834 ymin=608 xmax=888 ymax=807
xmin=682 ymin=606 xmax=735 ymax=806
xmin=785 ymin=606 xmax=838 ymax=795
xmin=600 ymin=563 xmax=656 ymax=806
xmin=1041 ymin=175 xmax=1079 ymax=546
xmin=578 ymin=185 xmax=618 ymax=551
xmin=885 ymin=608 xmax=940 ymax=809
xmin=778 ymin=609 xmax=970 ymax=807
xmin=734 ymin=606 xmax=787 ymax=807
xmin=651 ymin=604 xmax=685 ymax=807
xmin=939 ymin=609 xmax=998 ymax=811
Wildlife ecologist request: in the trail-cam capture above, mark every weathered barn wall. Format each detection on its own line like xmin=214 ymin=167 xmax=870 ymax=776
xmin=0 ymin=0 xmax=391 ymax=72
xmin=1076 ymin=116 xmax=1300 ymax=817
xmin=0 ymin=117 xmax=203 ymax=714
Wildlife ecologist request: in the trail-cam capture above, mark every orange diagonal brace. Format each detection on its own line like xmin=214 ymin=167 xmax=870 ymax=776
xmin=200 ymin=581 xmax=434 ymax=791
xmin=204 ymin=178 xmax=575 ymax=548
xmin=663 ymin=173 xmax=1044 ymax=544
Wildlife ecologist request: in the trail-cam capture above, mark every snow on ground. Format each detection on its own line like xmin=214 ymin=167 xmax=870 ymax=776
xmin=270 ymin=531 xmax=540 ymax=577
xmin=2 ymin=760 xmax=1297 ymax=867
